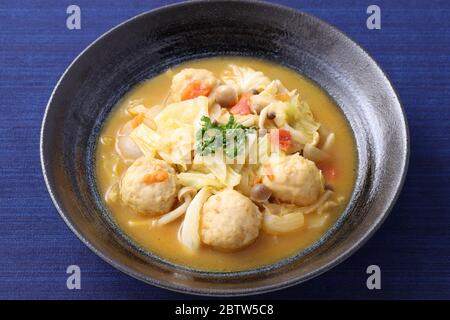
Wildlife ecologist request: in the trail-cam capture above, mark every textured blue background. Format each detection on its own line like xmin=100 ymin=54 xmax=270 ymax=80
xmin=0 ymin=0 xmax=449 ymax=299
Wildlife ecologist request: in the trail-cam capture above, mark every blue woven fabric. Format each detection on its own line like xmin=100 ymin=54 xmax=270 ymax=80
xmin=0 ymin=0 xmax=449 ymax=299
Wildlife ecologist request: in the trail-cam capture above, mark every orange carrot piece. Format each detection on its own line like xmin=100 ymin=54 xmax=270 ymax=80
xmin=253 ymin=176 xmax=262 ymax=185
xmin=143 ymin=170 xmax=169 ymax=184
xmin=230 ymin=94 xmax=252 ymax=115
xmin=318 ymin=161 xmax=337 ymax=181
xmin=270 ymin=129 xmax=292 ymax=152
xmin=276 ymin=93 xmax=290 ymax=101
xmin=181 ymin=80 xmax=211 ymax=100
xmin=131 ymin=113 xmax=145 ymax=128
xmin=263 ymin=165 xmax=275 ymax=181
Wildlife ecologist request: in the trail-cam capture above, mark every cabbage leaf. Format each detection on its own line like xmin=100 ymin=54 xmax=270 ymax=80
xmin=222 ymin=65 xmax=271 ymax=93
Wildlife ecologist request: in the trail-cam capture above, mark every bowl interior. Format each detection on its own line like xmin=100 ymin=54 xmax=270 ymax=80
xmin=41 ymin=0 xmax=408 ymax=296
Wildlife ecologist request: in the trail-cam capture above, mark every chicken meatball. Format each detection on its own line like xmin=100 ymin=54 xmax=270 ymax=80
xmin=170 ymin=68 xmax=218 ymax=102
xmin=200 ymin=189 xmax=262 ymax=250
xmin=262 ymin=153 xmax=324 ymax=206
xmin=120 ymin=157 xmax=177 ymax=215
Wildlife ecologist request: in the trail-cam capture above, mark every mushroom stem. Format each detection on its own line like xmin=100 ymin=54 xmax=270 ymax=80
xmin=258 ymin=106 xmax=270 ymax=129
xmin=154 ymin=195 xmax=192 ymax=226
xmin=154 ymin=187 xmax=197 ymax=226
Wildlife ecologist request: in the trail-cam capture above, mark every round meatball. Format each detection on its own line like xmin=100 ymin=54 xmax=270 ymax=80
xmin=262 ymin=154 xmax=324 ymax=206
xmin=120 ymin=157 xmax=177 ymax=215
xmin=200 ymin=189 xmax=261 ymax=250
xmin=170 ymin=68 xmax=218 ymax=102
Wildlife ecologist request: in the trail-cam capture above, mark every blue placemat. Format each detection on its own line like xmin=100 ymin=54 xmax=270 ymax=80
xmin=0 ymin=0 xmax=449 ymax=299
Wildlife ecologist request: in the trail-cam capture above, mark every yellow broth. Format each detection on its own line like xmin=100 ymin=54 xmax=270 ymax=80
xmin=96 ymin=57 xmax=357 ymax=272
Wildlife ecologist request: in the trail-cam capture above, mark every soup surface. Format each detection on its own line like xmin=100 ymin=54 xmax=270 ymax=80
xmin=96 ymin=57 xmax=356 ymax=272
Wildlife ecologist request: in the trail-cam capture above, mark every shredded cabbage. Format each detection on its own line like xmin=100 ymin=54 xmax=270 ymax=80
xmin=130 ymin=123 xmax=191 ymax=167
xmin=235 ymin=164 xmax=258 ymax=197
xmin=225 ymin=166 xmax=241 ymax=188
xmin=155 ymin=96 xmax=209 ymax=132
xmin=258 ymin=133 xmax=271 ymax=164
xmin=177 ymin=172 xmax=224 ymax=190
xmin=129 ymin=124 xmax=158 ymax=157
xmin=222 ymin=65 xmax=271 ymax=93
xmin=286 ymin=100 xmax=320 ymax=144
xmin=192 ymin=155 xmax=241 ymax=188
xmin=130 ymin=97 xmax=209 ymax=167
xmin=162 ymin=126 xmax=193 ymax=167
xmin=264 ymin=99 xmax=320 ymax=145
xmin=200 ymin=155 xmax=227 ymax=182
xmin=260 ymin=80 xmax=289 ymax=97
xmin=256 ymin=79 xmax=320 ymax=145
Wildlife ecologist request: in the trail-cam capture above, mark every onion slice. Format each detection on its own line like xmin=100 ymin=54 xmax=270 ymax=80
xmin=282 ymin=124 xmax=309 ymax=145
xmin=258 ymin=106 xmax=270 ymax=129
xmin=154 ymin=198 xmax=191 ymax=226
xmin=263 ymin=209 xmax=305 ymax=235
xmin=209 ymin=103 xmax=222 ymax=122
xmin=179 ymin=187 xmax=212 ymax=251
xmin=303 ymin=143 xmax=329 ymax=162
xmin=321 ymin=132 xmax=335 ymax=152
xmin=105 ymin=183 xmax=119 ymax=205
xmin=307 ymin=214 xmax=330 ymax=229
xmin=296 ymin=190 xmax=334 ymax=214
xmin=262 ymin=190 xmax=334 ymax=234
xmin=154 ymin=187 xmax=197 ymax=226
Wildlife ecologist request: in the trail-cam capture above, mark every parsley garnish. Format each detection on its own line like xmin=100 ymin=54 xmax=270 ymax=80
xmin=195 ymin=115 xmax=255 ymax=158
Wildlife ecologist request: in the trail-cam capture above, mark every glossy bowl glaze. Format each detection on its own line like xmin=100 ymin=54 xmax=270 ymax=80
xmin=41 ymin=0 xmax=409 ymax=296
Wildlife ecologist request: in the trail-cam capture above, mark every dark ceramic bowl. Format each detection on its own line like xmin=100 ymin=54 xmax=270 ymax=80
xmin=41 ymin=0 xmax=408 ymax=296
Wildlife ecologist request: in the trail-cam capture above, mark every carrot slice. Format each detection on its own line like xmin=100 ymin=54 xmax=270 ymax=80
xmin=131 ymin=113 xmax=145 ymax=128
xmin=276 ymin=93 xmax=290 ymax=101
xmin=253 ymin=176 xmax=262 ymax=185
xmin=263 ymin=165 xmax=275 ymax=181
xmin=143 ymin=170 xmax=169 ymax=184
xmin=318 ymin=161 xmax=337 ymax=181
xmin=181 ymin=80 xmax=211 ymax=100
xmin=271 ymin=129 xmax=292 ymax=152
xmin=230 ymin=94 xmax=252 ymax=115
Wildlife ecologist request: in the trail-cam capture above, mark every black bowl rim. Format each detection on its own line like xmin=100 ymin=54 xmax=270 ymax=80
xmin=40 ymin=0 xmax=410 ymax=296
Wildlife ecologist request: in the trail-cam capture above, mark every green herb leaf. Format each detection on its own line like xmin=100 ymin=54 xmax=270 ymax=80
xmin=195 ymin=116 xmax=255 ymax=158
